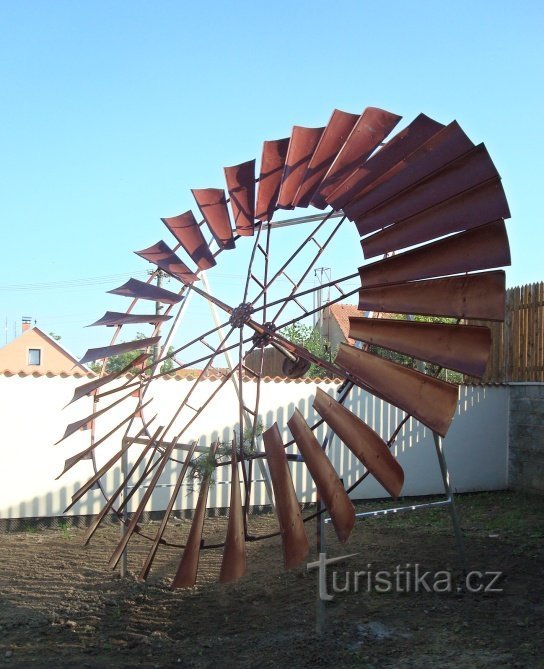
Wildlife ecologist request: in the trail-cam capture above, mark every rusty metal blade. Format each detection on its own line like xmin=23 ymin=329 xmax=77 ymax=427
xmin=87 ymin=311 xmax=172 ymax=327
xmin=64 ymin=414 xmax=157 ymax=504
xmin=349 ymin=317 xmax=492 ymax=377
xmin=262 ymin=423 xmax=309 ymax=569
xmin=79 ymin=336 xmax=160 ymax=365
xmin=108 ymin=277 xmax=184 ymax=304
xmin=292 ymin=109 xmax=360 ymax=208
xmin=356 ymin=143 xmax=507 ymax=237
xmin=191 ymin=188 xmax=235 ymax=250
xmin=135 ymin=241 xmax=199 ymax=284
xmin=287 ymin=409 xmax=355 ymax=542
xmin=277 ymin=126 xmax=324 ymax=210
xmin=67 ymin=353 xmax=150 ymax=405
xmin=109 ymin=433 xmax=183 ymax=571
xmin=224 ymin=159 xmax=256 ymax=236
xmin=55 ymin=389 xmax=136 ymax=444
xmin=362 ymin=178 xmax=510 ymax=258
xmin=359 ymin=220 xmax=511 ymax=288
xmin=311 ymin=107 xmax=401 ymax=208
xmin=255 ymin=138 xmax=290 ymax=222
xmin=162 ymin=210 xmax=216 ymax=269
xmin=327 ymin=113 xmax=445 ymax=210
xmin=313 ymin=388 xmax=404 ymax=498
xmin=171 ymin=442 xmax=219 ymax=588
xmin=343 ymin=121 xmax=474 ymax=221
xmin=335 ymin=343 xmax=459 ymax=437
xmin=358 ymin=271 xmax=506 ymax=321
xmin=82 ymin=425 xmax=164 ymax=544
xmin=139 ymin=442 xmax=197 ymax=581
xmin=219 ymin=444 xmax=247 ymax=583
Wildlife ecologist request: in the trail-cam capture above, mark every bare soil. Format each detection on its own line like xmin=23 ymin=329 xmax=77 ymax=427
xmin=0 ymin=491 xmax=543 ymax=668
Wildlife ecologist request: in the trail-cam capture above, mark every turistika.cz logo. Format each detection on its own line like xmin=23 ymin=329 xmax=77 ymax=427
xmin=307 ymin=553 xmax=504 ymax=601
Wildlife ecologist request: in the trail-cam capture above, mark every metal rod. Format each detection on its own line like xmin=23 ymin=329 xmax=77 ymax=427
xmin=432 ymin=431 xmax=468 ymax=574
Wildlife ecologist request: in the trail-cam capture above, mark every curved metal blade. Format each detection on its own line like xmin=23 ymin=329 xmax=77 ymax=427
xmin=79 ymin=336 xmax=160 ymax=365
xmin=292 ymin=108 xmax=360 ymax=208
xmin=87 ymin=311 xmax=172 ymax=327
xmin=277 ymin=126 xmax=324 ymax=210
xmin=139 ymin=442 xmax=197 ymax=582
xmin=358 ymin=271 xmax=506 ymax=321
xmin=287 ymin=409 xmax=355 ymax=542
xmin=313 ymin=388 xmax=404 ymax=498
xmin=255 ymin=138 xmax=290 ymax=222
xmin=362 ymin=178 xmax=510 ymax=258
xmin=135 ymin=241 xmax=199 ymax=284
xmin=349 ymin=317 xmax=492 ymax=378
xmin=359 ymin=220 xmax=511 ymax=288
xmin=224 ymin=159 xmax=256 ymax=236
xmin=108 ymin=277 xmax=183 ymax=304
xmin=161 ymin=210 xmax=216 ymax=270
xmin=335 ymin=343 xmax=459 ymax=437
xmin=343 ymin=121 xmax=474 ymax=221
xmin=262 ymin=423 xmax=309 ymax=570
xmin=171 ymin=442 xmax=219 ymax=588
xmin=219 ymin=444 xmax=247 ymax=583
xmin=191 ymin=188 xmax=235 ymax=250
xmin=68 ymin=352 xmax=150 ymax=405
xmin=311 ymin=107 xmax=401 ymax=208
xmin=356 ymin=144 xmax=507 ymax=237
xmin=327 ymin=113 xmax=445 ymax=210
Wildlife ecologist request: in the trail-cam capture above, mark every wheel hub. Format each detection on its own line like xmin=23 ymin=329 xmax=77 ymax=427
xmin=252 ymin=321 xmax=276 ymax=347
xmin=230 ymin=302 xmax=253 ymax=328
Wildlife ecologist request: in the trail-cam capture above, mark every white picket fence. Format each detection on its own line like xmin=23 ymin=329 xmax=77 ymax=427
xmin=0 ymin=375 xmax=509 ymax=519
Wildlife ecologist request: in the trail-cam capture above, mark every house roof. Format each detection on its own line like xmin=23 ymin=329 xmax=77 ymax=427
xmin=327 ymin=303 xmax=363 ymax=345
xmin=0 ymin=327 xmax=94 ymax=376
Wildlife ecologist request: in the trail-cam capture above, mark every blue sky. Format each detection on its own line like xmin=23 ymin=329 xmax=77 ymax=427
xmin=0 ymin=0 xmax=542 ymax=358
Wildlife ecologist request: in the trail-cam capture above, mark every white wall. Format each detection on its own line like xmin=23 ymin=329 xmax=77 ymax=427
xmin=0 ymin=375 xmax=509 ymax=520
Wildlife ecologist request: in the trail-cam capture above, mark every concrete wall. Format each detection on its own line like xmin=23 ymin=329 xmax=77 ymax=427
xmin=0 ymin=375 xmax=510 ymax=521
xmin=509 ymin=383 xmax=544 ymax=494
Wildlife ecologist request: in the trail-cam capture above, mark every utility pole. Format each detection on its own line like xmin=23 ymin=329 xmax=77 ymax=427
xmin=150 ymin=269 xmax=166 ymax=365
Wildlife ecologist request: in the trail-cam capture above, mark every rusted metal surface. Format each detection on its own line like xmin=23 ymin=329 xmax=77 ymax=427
xmin=135 ymin=241 xmax=199 ymax=284
xmin=343 ymin=121 xmax=474 ymax=221
xmin=88 ymin=311 xmax=172 ymax=327
xmin=139 ymin=443 xmax=197 ymax=581
xmin=358 ymin=271 xmax=506 ymax=321
xmin=162 ymin=210 xmax=217 ymax=270
xmin=356 ymin=144 xmax=508 ymax=238
xmin=349 ymin=316 xmax=492 ymax=377
xmin=68 ymin=353 xmax=150 ymax=404
xmin=79 ymin=336 xmax=160 ymax=365
xmin=335 ymin=343 xmax=459 ymax=437
xmin=277 ymin=126 xmax=324 ymax=210
xmin=359 ymin=220 xmax=511 ymax=288
xmin=311 ymin=107 xmax=401 ymax=208
xmin=255 ymin=138 xmax=290 ymax=222
xmin=224 ymin=159 xmax=256 ymax=236
xmin=108 ymin=277 xmax=184 ymax=304
xmin=327 ymin=113 xmax=445 ymax=210
xmin=262 ymin=423 xmax=309 ymax=569
xmin=287 ymin=408 xmax=355 ymax=542
xmin=219 ymin=444 xmax=247 ymax=583
xmin=55 ymin=389 xmax=136 ymax=444
xmin=313 ymin=388 xmax=404 ymax=498
xmin=293 ymin=109 xmax=360 ymax=208
xmin=362 ymin=178 xmax=510 ymax=258
xmin=171 ymin=443 xmax=219 ymax=588
xmin=191 ymin=188 xmax=235 ymax=250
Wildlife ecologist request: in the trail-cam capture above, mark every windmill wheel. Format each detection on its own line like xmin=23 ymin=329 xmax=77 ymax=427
xmin=57 ymin=106 xmax=510 ymax=586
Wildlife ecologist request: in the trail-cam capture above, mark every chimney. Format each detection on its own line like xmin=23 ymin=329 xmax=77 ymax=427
xmin=22 ymin=316 xmax=32 ymax=333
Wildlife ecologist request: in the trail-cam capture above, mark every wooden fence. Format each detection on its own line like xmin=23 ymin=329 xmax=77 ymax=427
xmin=468 ymin=282 xmax=544 ymax=382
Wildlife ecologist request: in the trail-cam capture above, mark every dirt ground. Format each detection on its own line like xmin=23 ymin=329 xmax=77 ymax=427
xmin=0 ymin=490 xmax=542 ymax=668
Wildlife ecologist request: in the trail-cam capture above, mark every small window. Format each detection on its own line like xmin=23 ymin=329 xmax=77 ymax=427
xmin=28 ymin=348 xmax=41 ymax=365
